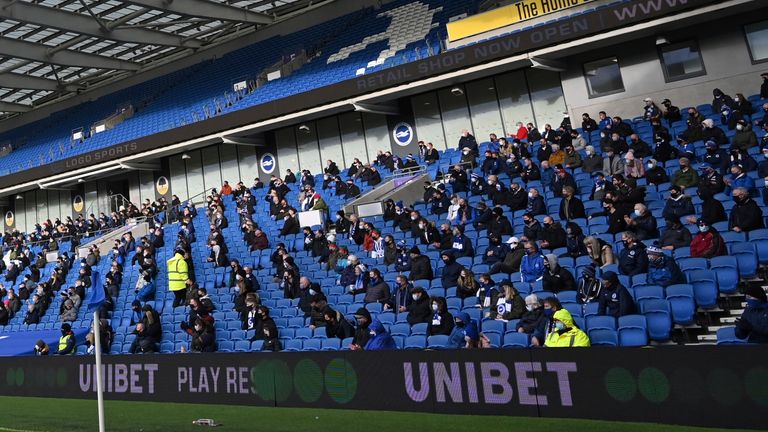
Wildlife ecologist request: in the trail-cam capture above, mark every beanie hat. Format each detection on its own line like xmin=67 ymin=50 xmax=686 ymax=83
xmin=744 ymin=285 xmax=767 ymax=303
xmin=582 ymin=263 xmax=596 ymax=279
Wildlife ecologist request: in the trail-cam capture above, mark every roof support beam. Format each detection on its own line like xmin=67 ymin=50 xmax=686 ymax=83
xmin=0 ymin=101 xmax=32 ymax=112
xmin=0 ymin=37 xmax=141 ymax=70
xmin=124 ymin=0 xmax=273 ymax=24
xmin=0 ymin=0 xmax=203 ymax=48
xmin=0 ymin=72 xmax=82 ymax=92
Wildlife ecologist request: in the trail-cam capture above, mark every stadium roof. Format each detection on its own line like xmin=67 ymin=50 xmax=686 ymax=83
xmin=0 ymin=0 xmax=331 ymax=120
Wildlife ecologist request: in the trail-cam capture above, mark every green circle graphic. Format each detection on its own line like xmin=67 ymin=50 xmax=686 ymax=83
xmin=14 ymin=368 xmax=24 ymax=387
xmin=707 ymin=368 xmax=742 ymax=406
xmin=744 ymin=368 xmax=768 ymax=407
xmin=5 ymin=368 xmax=14 ymax=387
xmin=604 ymin=367 xmax=636 ymax=402
xmin=250 ymin=360 xmax=292 ymax=402
xmin=324 ymin=358 xmax=357 ymax=404
xmin=294 ymin=359 xmax=323 ymax=403
xmin=670 ymin=368 xmax=705 ymax=406
xmin=638 ymin=367 xmax=670 ymax=403
xmin=56 ymin=369 xmax=67 ymax=387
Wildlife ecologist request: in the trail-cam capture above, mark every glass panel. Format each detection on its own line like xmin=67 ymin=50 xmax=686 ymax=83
xmin=296 ymin=123 xmax=322 ymax=174
xmin=362 ymin=113 xmax=390 ymax=163
xmin=660 ymin=42 xmax=705 ymax=81
xmin=275 ymin=127 xmax=299 ymax=176
xmin=745 ymin=20 xmax=768 ymax=62
xmin=218 ymin=144 xmax=241 ymax=187
xmin=438 ymin=86 xmax=472 ymax=149
xmin=184 ymin=150 xmax=204 ymax=200
xmin=201 ymin=147 xmax=222 ymax=193
xmin=466 ymin=78 xmax=505 ymax=140
xmin=317 ymin=117 xmax=346 ymax=170
xmin=583 ymin=57 xmax=624 ymax=97
xmin=339 ymin=112 xmax=367 ymax=169
xmin=169 ymin=156 xmax=188 ymax=201
xmin=496 ymin=70 xmax=535 ymax=134
xmin=526 ymin=69 xmax=567 ymax=131
xmin=411 ymin=92 xmax=446 ymax=150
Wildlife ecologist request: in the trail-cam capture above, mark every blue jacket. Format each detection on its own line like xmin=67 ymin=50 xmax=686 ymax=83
xmin=618 ymin=243 xmax=648 ymax=276
xmin=136 ymin=279 xmax=156 ymax=302
xmin=447 ymin=312 xmax=479 ymax=349
xmin=520 ymin=253 xmax=545 ymax=283
xmin=597 ymin=285 xmax=636 ymax=318
xmin=725 ymin=173 xmax=756 ymax=196
xmin=646 ymin=256 xmax=684 ymax=288
xmin=662 ymin=196 xmax=695 ymax=220
xmin=365 ymin=320 xmax=396 ymax=350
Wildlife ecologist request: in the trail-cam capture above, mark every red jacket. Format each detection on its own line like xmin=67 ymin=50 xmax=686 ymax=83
xmin=516 ymin=126 xmax=529 ymax=141
xmin=690 ymin=230 xmax=725 ymax=258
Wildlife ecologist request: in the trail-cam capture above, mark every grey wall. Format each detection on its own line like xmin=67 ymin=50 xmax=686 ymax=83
xmin=561 ymin=16 xmax=768 ymax=121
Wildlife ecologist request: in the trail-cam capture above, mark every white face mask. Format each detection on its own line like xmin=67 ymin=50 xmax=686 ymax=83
xmin=528 ymin=192 xmax=534 ymax=199
xmin=432 ymin=304 xmax=438 ymax=312
xmin=647 ymin=163 xmax=654 ymax=169
xmin=411 ymin=216 xmax=418 ymax=221
xmin=634 ymin=210 xmax=642 ymax=217
xmin=412 ymin=294 xmax=419 ymax=301
xmin=586 ymin=150 xmax=592 ymax=156
xmin=736 ymin=124 xmax=744 ymax=131
xmin=462 ymin=150 xmax=469 ymax=155
xmin=526 ymin=304 xmax=534 ymax=312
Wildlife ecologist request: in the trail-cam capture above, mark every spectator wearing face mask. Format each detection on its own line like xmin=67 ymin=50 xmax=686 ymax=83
xmin=689 ymin=218 xmax=726 ymax=259
xmin=539 ymin=216 xmax=567 ymax=251
xmin=662 ymin=185 xmax=695 ymax=221
xmin=646 ymin=244 xmax=684 ymax=288
xmin=526 ymin=189 xmax=546 ymax=216
xmin=544 ymin=309 xmax=590 ymax=347
xmin=406 ymin=287 xmax=431 ymax=325
xmin=732 ymin=120 xmax=758 ymax=152
xmin=365 ymin=320 xmax=396 ymax=351
xmin=515 ymin=294 xmax=547 ymax=336
xmin=349 ymin=308 xmax=372 ymax=350
xmin=428 ymin=297 xmax=454 ymax=336
xmin=521 ymin=213 xmax=542 ymax=242
xmin=602 ymin=147 xmax=625 ymax=176
xmin=324 ymin=308 xmax=355 ymax=340
xmin=618 ymin=231 xmax=648 ymax=276
xmin=758 ymin=147 xmax=768 ymax=178
xmin=440 ymin=251 xmax=466 ymax=289
xmin=698 ymin=164 xmax=726 ymax=197
xmin=582 ymin=146 xmax=602 ymax=173
xmin=597 ymin=271 xmax=636 ymax=318
xmin=724 ymin=163 xmax=756 ymax=197
xmin=702 ymin=119 xmax=729 ymax=145
xmin=671 ymin=157 xmax=699 ymax=189
xmin=660 ymin=218 xmax=692 ymax=250
xmin=542 ymin=254 xmax=576 ymax=293
xmin=520 ymin=242 xmax=545 ymax=284
xmin=625 ymin=203 xmax=658 ymax=240
xmin=448 ymin=312 xmax=480 ymax=349
xmin=450 ymin=225 xmax=474 ymax=258
xmin=730 ymin=187 xmax=765 ymax=233
xmin=489 ymin=281 xmax=525 ymax=321
xmin=488 ymin=207 xmax=513 ymax=238
xmin=490 ymin=237 xmax=525 ymax=275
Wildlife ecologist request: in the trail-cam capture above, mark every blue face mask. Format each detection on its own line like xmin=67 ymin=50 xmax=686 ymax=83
xmin=543 ymin=308 xmax=554 ymax=318
xmin=554 ymin=321 xmax=566 ymax=331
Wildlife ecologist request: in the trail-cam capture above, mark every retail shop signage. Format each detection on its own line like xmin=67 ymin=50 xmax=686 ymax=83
xmin=447 ymin=0 xmax=597 ymax=41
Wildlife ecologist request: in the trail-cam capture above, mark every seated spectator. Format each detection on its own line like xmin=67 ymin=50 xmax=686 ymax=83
xmin=456 ymin=268 xmax=479 ymax=300
xmin=489 ymin=281 xmax=525 ymax=321
xmin=660 ymin=218 xmax=692 ymax=250
xmin=671 ymin=157 xmax=699 ymax=189
xmin=542 ymin=254 xmax=576 ymax=293
xmin=406 ymin=287 xmax=431 ymax=325
xmin=644 ymin=159 xmax=668 ymax=186
xmin=450 ymin=225 xmax=474 ymax=258
xmin=59 ymin=296 xmax=78 ymax=322
xmin=582 ymin=146 xmax=602 ymax=173
xmin=427 ymin=297 xmax=454 ymax=336
xmin=597 ymin=271 xmax=636 ymax=318
xmin=520 ymin=242 xmax=545 ymax=283
xmin=475 ymin=273 xmax=499 ymax=309
xmin=526 ymin=189 xmax=546 ymax=216
xmin=253 ymin=306 xmax=281 ymax=351
xmin=735 ymin=285 xmax=768 ymax=343
xmin=490 ymin=237 xmax=525 ymax=275
xmin=625 ymin=203 xmax=658 ymax=240
xmin=129 ymin=304 xmax=161 ymax=354
xmin=690 ymin=219 xmax=726 ymax=258
xmin=515 ymin=294 xmax=547 ymax=335
xmin=134 ymin=270 xmax=156 ymax=302
xmin=564 ymin=144 xmax=583 ymax=168
xmin=349 ymin=308 xmax=372 ymax=350
xmin=387 ymin=274 xmax=412 ymax=313
xmin=702 ymin=118 xmax=728 ymax=145
xmin=576 ymin=264 xmax=602 ymax=304
xmin=559 ymin=186 xmax=586 ymax=221
xmin=662 ymin=185 xmax=695 ymax=221
xmin=324 ymin=308 xmax=355 ymax=340
xmin=539 ymin=216 xmax=567 ymax=250
xmin=544 ymin=309 xmax=590 ymax=347
xmin=522 ymin=213 xmax=542 ymax=241
xmin=563 ymin=223 xmax=587 ymax=258
xmin=181 ymin=318 xmax=217 ymax=353
xmin=724 ymin=163 xmax=755 ymax=196
xmin=408 ymin=246 xmax=433 ymax=281
xmin=448 ymin=312 xmax=480 ymax=349
xmin=364 ymin=320 xmax=396 ymax=350
xmin=602 ymin=147 xmax=625 ymax=176
xmin=731 ymin=119 xmax=758 ymax=152
xmin=56 ymin=323 xmax=76 ymax=355
xmin=646 ymin=244 xmax=684 ymax=287
xmin=440 ymin=251 xmax=465 ymax=289
xmin=488 ymin=207 xmax=513 ymax=238
xmin=623 ymin=151 xmax=645 ymax=180
xmin=698 ymin=164 xmax=725 ymax=197
xmin=618 ymin=231 xmax=648 ymax=276
xmin=730 ymin=187 xmax=765 ymax=232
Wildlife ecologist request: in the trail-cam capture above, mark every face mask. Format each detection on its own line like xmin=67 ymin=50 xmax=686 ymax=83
xmin=454 ymin=320 xmax=465 ymax=327
xmin=555 ymin=322 xmax=566 ymax=331
xmin=526 ymin=304 xmax=534 ymax=312
xmin=419 ymin=224 xmax=425 ymax=229
xmin=195 ymin=325 xmax=203 ymax=332
xmin=411 ymin=216 xmax=418 ymax=221
xmin=634 ymin=210 xmax=642 ymax=217
xmin=737 ymin=124 xmax=744 ymax=131
xmin=586 ymin=150 xmax=592 ymax=156
xmin=462 ymin=151 xmax=469 ymax=155
xmin=528 ymin=192 xmax=534 ymax=199
xmin=309 ymin=289 xmax=317 ymax=296
xmin=411 ymin=294 xmax=419 ymax=301
xmin=543 ymin=308 xmax=554 ymax=318
xmin=432 ymin=304 xmax=438 ymax=312
xmin=647 ymin=163 xmax=654 ymax=169
xmin=699 ymin=225 xmax=710 ymax=233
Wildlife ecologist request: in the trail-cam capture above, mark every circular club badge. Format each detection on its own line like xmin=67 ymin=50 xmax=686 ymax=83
xmin=156 ymin=176 xmax=169 ymax=196
xmin=260 ymin=153 xmax=276 ymax=174
xmin=392 ymin=122 xmax=414 ymax=147
xmin=4 ymin=211 xmax=13 ymax=227
xmin=73 ymin=195 xmax=84 ymax=213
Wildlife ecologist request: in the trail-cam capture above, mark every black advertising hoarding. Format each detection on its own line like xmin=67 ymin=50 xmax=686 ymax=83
xmin=1 ymin=346 xmax=767 ymax=430
xmin=0 ymin=0 xmax=722 ymax=190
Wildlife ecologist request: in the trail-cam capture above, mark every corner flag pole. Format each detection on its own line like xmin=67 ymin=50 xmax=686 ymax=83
xmin=93 ymin=310 xmax=106 ymax=432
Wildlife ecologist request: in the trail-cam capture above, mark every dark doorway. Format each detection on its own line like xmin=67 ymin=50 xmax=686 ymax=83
xmin=106 ymin=179 xmax=130 ymax=213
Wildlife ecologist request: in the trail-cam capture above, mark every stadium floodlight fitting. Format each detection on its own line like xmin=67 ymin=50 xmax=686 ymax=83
xmin=450 ymin=87 xmax=464 ymax=96
xmin=15 ymin=194 xmax=22 ymax=200
xmin=181 ymin=153 xmax=191 ymax=160
xmin=656 ymin=36 xmax=669 ymax=46
xmin=298 ymin=125 xmax=310 ymax=133
xmin=77 ymin=179 xmax=85 ymax=183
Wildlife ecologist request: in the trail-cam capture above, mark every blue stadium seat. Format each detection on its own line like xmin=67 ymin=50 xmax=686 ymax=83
xmin=588 ymin=329 xmax=618 ymax=346
xmin=411 ymin=323 xmax=428 ymax=336
xmin=321 ymin=338 xmax=341 ymax=351
xmin=586 ymin=315 xmax=616 ymax=331
xmin=665 ymin=284 xmax=696 ymax=326
xmin=618 ymin=327 xmax=649 ymax=347
xmin=716 ymin=327 xmax=746 ymax=345
xmin=481 ymin=320 xmax=505 ymax=335
xmin=640 ymin=299 xmax=673 ymax=342
xmin=403 ymin=335 xmax=426 ymax=350
xmin=502 ymin=333 xmax=529 ymax=348
xmin=708 ymin=256 xmax=739 ymax=294
xmin=427 ymin=335 xmax=450 ymax=349
xmin=303 ymin=339 xmax=322 ymax=351
xmin=688 ymin=270 xmax=719 ymax=309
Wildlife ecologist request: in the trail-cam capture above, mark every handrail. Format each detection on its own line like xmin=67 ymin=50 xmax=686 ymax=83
xmin=390 ymin=165 xmax=426 ymax=179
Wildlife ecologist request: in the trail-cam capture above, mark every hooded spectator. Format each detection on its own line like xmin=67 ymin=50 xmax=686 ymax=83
xmin=597 ymin=271 xmax=636 ymax=318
